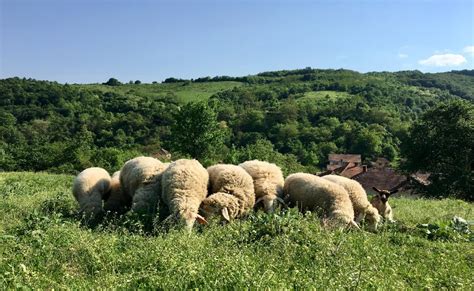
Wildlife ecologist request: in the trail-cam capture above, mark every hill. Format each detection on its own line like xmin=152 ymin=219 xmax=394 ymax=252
xmin=1 ymin=69 xmax=473 ymax=175
xmin=0 ymin=172 xmax=472 ymax=288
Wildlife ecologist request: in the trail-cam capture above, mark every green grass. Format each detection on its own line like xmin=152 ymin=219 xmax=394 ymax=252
xmin=298 ymin=90 xmax=354 ymax=104
xmin=77 ymin=81 xmax=243 ymax=103
xmin=1 ymin=172 xmax=473 ymax=289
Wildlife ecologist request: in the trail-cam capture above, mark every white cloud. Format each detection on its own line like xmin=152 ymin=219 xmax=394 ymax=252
xmin=398 ymin=53 xmax=408 ymax=59
xmin=418 ymin=54 xmax=467 ymax=67
xmin=463 ymin=46 xmax=474 ymax=55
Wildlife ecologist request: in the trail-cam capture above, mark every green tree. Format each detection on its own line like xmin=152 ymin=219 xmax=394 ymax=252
xmin=103 ymin=78 xmax=122 ymax=86
xmin=401 ymin=100 xmax=474 ymax=200
xmin=168 ymin=102 xmax=227 ymax=162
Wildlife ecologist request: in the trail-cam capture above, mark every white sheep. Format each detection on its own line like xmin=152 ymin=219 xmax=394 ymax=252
xmin=161 ymin=159 xmax=209 ymax=230
xmin=103 ymin=171 xmax=131 ymax=214
xmin=322 ymin=175 xmax=381 ymax=231
xmin=371 ymin=187 xmax=396 ymax=222
xmin=284 ymin=173 xmax=359 ymax=229
xmin=119 ymin=156 xmax=168 ymax=215
xmin=200 ymin=164 xmax=255 ymax=222
xmin=238 ymin=160 xmax=285 ymax=213
xmin=72 ymin=167 xmax=111 ymax=218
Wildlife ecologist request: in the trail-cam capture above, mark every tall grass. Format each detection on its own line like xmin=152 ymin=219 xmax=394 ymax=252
xmin=1 ymin=172 xmax=472 ymax=289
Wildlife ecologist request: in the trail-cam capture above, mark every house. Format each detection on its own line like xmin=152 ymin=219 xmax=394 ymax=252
xmin=321 ymin=154 xmax=367 ymax=178
xmin=321 ymin=154 xmax=427 ymax=193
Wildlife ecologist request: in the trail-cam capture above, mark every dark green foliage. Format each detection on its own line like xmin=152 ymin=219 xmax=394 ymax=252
xmin=402 ymin=100 xmax=474 ymax=200
xmin=103 ymin=78 xmax=122 ymax=86
xmin=166 ymin=102 xmax=228 ymax=164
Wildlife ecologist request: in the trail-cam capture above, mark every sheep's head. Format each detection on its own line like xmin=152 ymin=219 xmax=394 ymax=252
xmin=372 ymin=187 xmax=398 ymax=204
xmin=364 ymin=206 xmax=381 ymax=232
xmin=327 ymin=210 xmax=360 ymax=230
xmin=199 ymin=193 xmax=234 ymax=222
xmin=255 ymin=195 xmax=287 ymax=213
xmin=181 ymin=212 xmax=208 ymax=230
xmin=163 ymin=211 xmax=208 ymax=231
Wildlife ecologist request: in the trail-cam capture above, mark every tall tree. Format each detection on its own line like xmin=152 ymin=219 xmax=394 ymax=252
xmin=168 ymin=102 xmax=227 ymax=162
xmin=402 ymin=100 xmax=474 ymax=200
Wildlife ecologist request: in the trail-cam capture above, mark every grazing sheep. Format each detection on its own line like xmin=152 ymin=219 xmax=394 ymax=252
xmin=238 ymin=160 xmax=285 ymax=213
xmin=322 ymin=175 xmax=381 ymax=231
xmin=161 ymin=159 xmax=209 ymax=230
xmin=103 ymin=171 xmax=131 ymax=214
xmin=371 ymin=187 xmax=396 ymax=222
xmin=72 ymin=167 xmax=111 ymax=218
xmin=200 ymin=164 xmax=255 ymax=222
xmin=120 ymin=156 xmax=168 ymax=215
xmin=284 ymin=173 xmax=358 ymax=229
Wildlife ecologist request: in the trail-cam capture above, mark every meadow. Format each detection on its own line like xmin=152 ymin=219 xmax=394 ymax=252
xmin=79 ymin=81 xmax=243 ymax=103
xmin=0 ymin=172 xmax=473 ymax=289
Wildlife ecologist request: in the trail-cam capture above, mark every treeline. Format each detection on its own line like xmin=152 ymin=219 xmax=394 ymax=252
xmin=0 ymin=69 xmax=472 ymax=183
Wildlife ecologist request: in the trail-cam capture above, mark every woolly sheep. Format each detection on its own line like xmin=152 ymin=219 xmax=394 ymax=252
xmin=103 ymin=171 xmax=131 ymax=214
xmin=120 ymin=156 xmax=168 ymax=215
xmin=322 ymin=175 xmax=381 ymax=231
xmin=284 ymin=173 xmax=359 ymax=229
xmin=200 ymin=164 xmax=255 ymax=222
xmin=72 ymin=167 xmax=111 ymax=218
xmin=161 ymin=159 xmax=209 ymax=230
xmin=238 ymin=160 xmax=285 ymax=213
xmin=371 ymin=187 xmax=396 ymax=222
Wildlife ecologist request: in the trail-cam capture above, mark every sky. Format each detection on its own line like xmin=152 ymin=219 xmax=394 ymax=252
xmin=1 ymin=0 xmax=473 ymax=83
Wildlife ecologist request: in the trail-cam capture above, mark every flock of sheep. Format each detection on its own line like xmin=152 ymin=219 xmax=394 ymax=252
xmin=72 ymin=157 xmax=396 ymax=232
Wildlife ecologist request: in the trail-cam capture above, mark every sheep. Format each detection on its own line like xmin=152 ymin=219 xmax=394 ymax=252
xmin=119 ymin=156 xmax=168 ymax=215
xmin=200 ymin=164 xmax=255 ymax=222
xmin=161 ymin=159 xmax=209 ymax=230
xmin=72 ymin=167 xmax=111 ymax=218
xmin=284 ymin=173 xmax=359 ymax=229
xmin=238 ymin=160 xmax=285 ymax=213
xmin=371 ymin=187 xmax=396 ymax=222
xmin=103 ymin=171 xmax=132 ymax=214
xmin=322 ymin=175 xmax=381 ymax=231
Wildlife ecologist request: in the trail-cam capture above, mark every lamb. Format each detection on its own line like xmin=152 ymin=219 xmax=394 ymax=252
xmin=238 ymin=160 xmax=285 ymax=213
xmin=200 ymin=164 xmax=255 ymax=222
xmin=161 ymin=159 xmax=209 ymax=230
xmin=119 ymin=156 xmax=168 ymax=215
xmin=322 ymin=175 xmax=381 ymax=231
xmin=72 ymin=167 xmax=111 ymax=218
xmin=284 ymin=173 xmax=359 ymax=229
xmin=371 ymin=187 xmax=396 ymax=222
xmin=103 ymin=171 xmax=132 ymax=214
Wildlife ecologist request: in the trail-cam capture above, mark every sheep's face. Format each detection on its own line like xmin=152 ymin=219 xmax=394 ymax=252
xmin=365 ymin=208 xmax=381 ymax=232
xmin=372 ymin=187 xmax=398 ymax=204
xmin=255 ymin=196 xmax=277 ymax=213
xmin=255 ymin=195 xmax=288 ymax=213
xmin=200 ymin=198 xmax=231 ymax=222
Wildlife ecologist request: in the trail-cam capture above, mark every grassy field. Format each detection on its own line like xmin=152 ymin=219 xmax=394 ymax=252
xmin=1 ymin=172 xmax=473 ymax=289
xmin=77 ymin=81 xmax=243 ymax=103
xmin=298 ymin=90 xmax=354 ymax=104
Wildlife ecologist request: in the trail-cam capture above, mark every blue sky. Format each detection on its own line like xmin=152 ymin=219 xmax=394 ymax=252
xmin=1 ymin=0 xmax=473 ymax=83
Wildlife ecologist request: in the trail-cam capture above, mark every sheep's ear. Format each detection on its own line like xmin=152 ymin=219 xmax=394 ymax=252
xmin=195 ymin=214 xmax=208 ymax=225
xmin=221 ymin=208 xmax=231 ymax=222
xmin=372 ymin=187 xmax=382 ymax=193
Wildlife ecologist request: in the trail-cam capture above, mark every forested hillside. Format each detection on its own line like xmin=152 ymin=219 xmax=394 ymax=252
xmin=1 ymin=68 xmax=473 ymax=176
